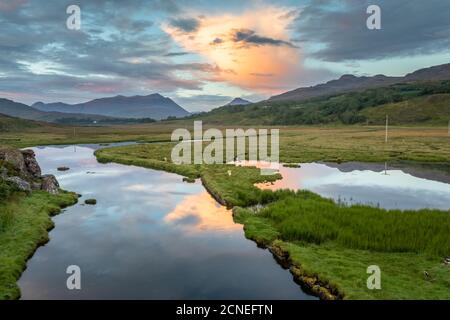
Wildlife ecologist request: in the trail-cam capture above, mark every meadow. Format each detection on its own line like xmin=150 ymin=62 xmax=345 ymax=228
xmin=2 ymin=122 xmax=450 ymax=299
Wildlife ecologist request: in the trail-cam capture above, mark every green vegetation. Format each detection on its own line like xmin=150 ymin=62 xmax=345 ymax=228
xmin=362 ymin=94 xmax=450 ymax=125
xmin=96 ymin=142 xmax=450 ymax=299
xmin=0 ymin=191 xmax=78 ymax=300
xmin=190 ymin=80 xmax=450 ymax=125
xmin=0 ymin=114 xmax=41 ymax=132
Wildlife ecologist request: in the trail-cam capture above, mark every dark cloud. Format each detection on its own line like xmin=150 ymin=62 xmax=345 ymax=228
xmin=210 ymin=38 xmax=223 ymax=46
xmin=0 ymin=0 xmax=218 ymax=104
xmin=295 ymin=0 xmax=450 ymax=61
xmin=231 ymin=29 xmax=296 ymax=48
xmin=164 ymin=52 xmax=190 ymax=57
xmin=169 ymin=17 xmax=200 ymax=33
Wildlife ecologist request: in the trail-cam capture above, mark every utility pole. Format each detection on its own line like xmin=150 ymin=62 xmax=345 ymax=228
xmin=385 ymin=115 xmax=389 ymax=143
xmin=448 ymin=120 xmax=450 ymax=137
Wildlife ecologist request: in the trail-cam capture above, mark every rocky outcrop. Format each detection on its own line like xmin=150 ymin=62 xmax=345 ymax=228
xmin=0 ymin=147 xmax=60 ymax=195
xmin=5 ymin=176 xmax=31 ymax=192
xmin=41 ymin=175 xmax=59 ymax=194
xmin=21 ymin=149 xmax=41 ymax=178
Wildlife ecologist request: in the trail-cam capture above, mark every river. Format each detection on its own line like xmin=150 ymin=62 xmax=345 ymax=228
xmin=18 ymin=143 xmax=450 ymax=299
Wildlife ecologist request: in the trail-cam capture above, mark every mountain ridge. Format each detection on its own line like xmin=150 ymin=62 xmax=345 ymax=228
xmin=32 ymin=93 xmax=190 ymax=120
xmin=269 ymin=63 xmax=450 ymax=102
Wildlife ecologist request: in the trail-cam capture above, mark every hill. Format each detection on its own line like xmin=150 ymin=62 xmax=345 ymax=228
xmin=190 ymin=80 xmax=450 ymax=126
xmin=0 ymin=99 xmax=160 ymax=125
xmin=0 ymin=98 xmax=119 ymax=124
xmin=225 ymin=98 xmax=252 ymax=106
xmin=0 ymin=113 xmax=44 ymax=132
xmin=32 ymin=93 xmax=190 ymax=120
xmin=269 ymin=63 xmax=450 ymax=102
xmin=362 ymin=94 xmax=450 ymax=125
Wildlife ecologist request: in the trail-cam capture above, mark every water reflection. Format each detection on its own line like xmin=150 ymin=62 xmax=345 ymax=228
xmin=257 ymin=163 xmax=450 ymax=210
xmin=18 ymin=144 xmax=311 ymax=300
xmin=165 ymin=192 xmax=241 ymax=234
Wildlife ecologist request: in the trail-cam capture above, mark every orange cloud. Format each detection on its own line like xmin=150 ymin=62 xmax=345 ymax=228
xmin=163 ymin=7 xmax=301 ymax=95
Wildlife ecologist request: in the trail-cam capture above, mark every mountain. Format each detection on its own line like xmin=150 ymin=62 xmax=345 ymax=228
xmin=269 ymin=63 xmax=450 ymax=102
xmin=33 ymin=93 xmax=190 ymax=120
xmin=225 ymin=98 xmax=252 ymax=106
xmin=190 ymin=78 xmax=450 ymax=126
xmin=0 ymin=98 xmax=118 ymax=124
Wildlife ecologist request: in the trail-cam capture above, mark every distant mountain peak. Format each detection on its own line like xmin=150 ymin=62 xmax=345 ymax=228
xmin=226 ymin=97 xmax=252 ymax=106
xmin=269 ymin=63 xmax=450 ymax=102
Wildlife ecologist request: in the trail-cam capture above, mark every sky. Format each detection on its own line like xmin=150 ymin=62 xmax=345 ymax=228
xmin=1 ymin=0 xmax=450 ymax=112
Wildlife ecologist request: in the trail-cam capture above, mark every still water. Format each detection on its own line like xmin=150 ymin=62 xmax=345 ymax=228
xmin=256 ymin=162 xmax=450 ymax=210
xmin=18 ymin=144 xmax=312 ymax=299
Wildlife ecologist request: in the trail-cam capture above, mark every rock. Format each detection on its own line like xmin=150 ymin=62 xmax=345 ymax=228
xmin=21 ymin=149 xmax=41 ymax=178
xmin=41 ymin=174 xmax=60 ymax=194
xmin=84 ymin=198 xmax=97 ymax=205
xmin=0 ymin=167 xmax=7 ymax=179
xmin=0 ymin=147 xmax=26 ymax=175
xmin=6 ymin=176 xmax=31 ymax=192
xmin=57 ymin=166 xmax=70 ymax=171
xmin=31 ymin=181 xmax=42 ymax=190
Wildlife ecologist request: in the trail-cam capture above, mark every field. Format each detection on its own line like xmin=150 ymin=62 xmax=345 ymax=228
xmin=2 ymin=120 xmax=450 ymax=299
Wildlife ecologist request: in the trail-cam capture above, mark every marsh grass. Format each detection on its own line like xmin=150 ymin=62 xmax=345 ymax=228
xmin=257 ymin=190 xmax=450 ymax=256
xmin=0 ymin=191 xmax=78 ymax=300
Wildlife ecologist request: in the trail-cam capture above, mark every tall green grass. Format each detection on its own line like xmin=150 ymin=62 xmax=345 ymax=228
xmin=259 ymin=190 xmax=450 ymax=256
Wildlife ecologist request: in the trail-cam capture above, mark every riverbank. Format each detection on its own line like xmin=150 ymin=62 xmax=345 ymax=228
xmin=0 ymin=191 xmax=78 ymax=299
xmin=95 ymin=143 xmax=450 ymax=300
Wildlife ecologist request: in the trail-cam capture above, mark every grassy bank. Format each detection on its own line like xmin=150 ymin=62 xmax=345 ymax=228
xmin=0 ymin=191 xmax=78 ymax=300
xmin=234 ymin=191 xmax=450 ymax=300
xmin=95 ymin=142 xmax=450 ymax=299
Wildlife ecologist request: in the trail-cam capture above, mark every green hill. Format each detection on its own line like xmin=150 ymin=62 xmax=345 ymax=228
xmin=188 ymin=80 xmax=450 ymax=126
xmin=362 ymin=94 xmax=450 ymax=125
xmin=0 ymin=113 xmax=43 ymax=132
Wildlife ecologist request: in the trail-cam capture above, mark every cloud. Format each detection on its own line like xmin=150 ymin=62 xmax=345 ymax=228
xmin=169 ymin=17 xmax=200 ymax=33
xmin=231 ymin=28 xmax=296 ymax=48
xmin=295 ymin=0 xmax=450 ymax=62
xmin=0 ymin=0 xmax=225 ymax=105
xmin=162 ymin=6 xmax=331 ymax=95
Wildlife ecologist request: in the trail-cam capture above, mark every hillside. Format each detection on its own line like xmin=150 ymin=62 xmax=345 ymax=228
xmin=0 ymin=114 xmax=43 ymax=132
xmin=190 ymin=80 xmax=450 ymax=126
xmin=362 ymin=94 xmax=450 ymax=125
xmin=269 ymin=63 xmax=450 ymax=102
xmin=33 ymin=93 xmax=190 ymax=120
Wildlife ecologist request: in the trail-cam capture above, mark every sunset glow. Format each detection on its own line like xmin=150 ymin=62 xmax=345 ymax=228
xmin=163 ymin=7 xmax=301 ymax=94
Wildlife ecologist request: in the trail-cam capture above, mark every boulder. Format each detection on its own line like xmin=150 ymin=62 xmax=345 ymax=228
xmin=21 ymin=149 xmax=41 ymax=178
xmin=0 ymin=147 xmax=26 ymax=175
xmin=6 ymin=176 xmax=31 ymax=192
xmin=41 ymin=174 xmax=60 ymax=194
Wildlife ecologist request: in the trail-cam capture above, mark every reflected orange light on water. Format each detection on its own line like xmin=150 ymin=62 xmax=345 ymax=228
xmin=164 ymin=191 xmax=242 ymax=234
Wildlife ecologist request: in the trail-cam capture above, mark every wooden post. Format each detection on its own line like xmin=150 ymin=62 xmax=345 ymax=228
xmin=385 ymin=115 xmax=389 ymax=143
